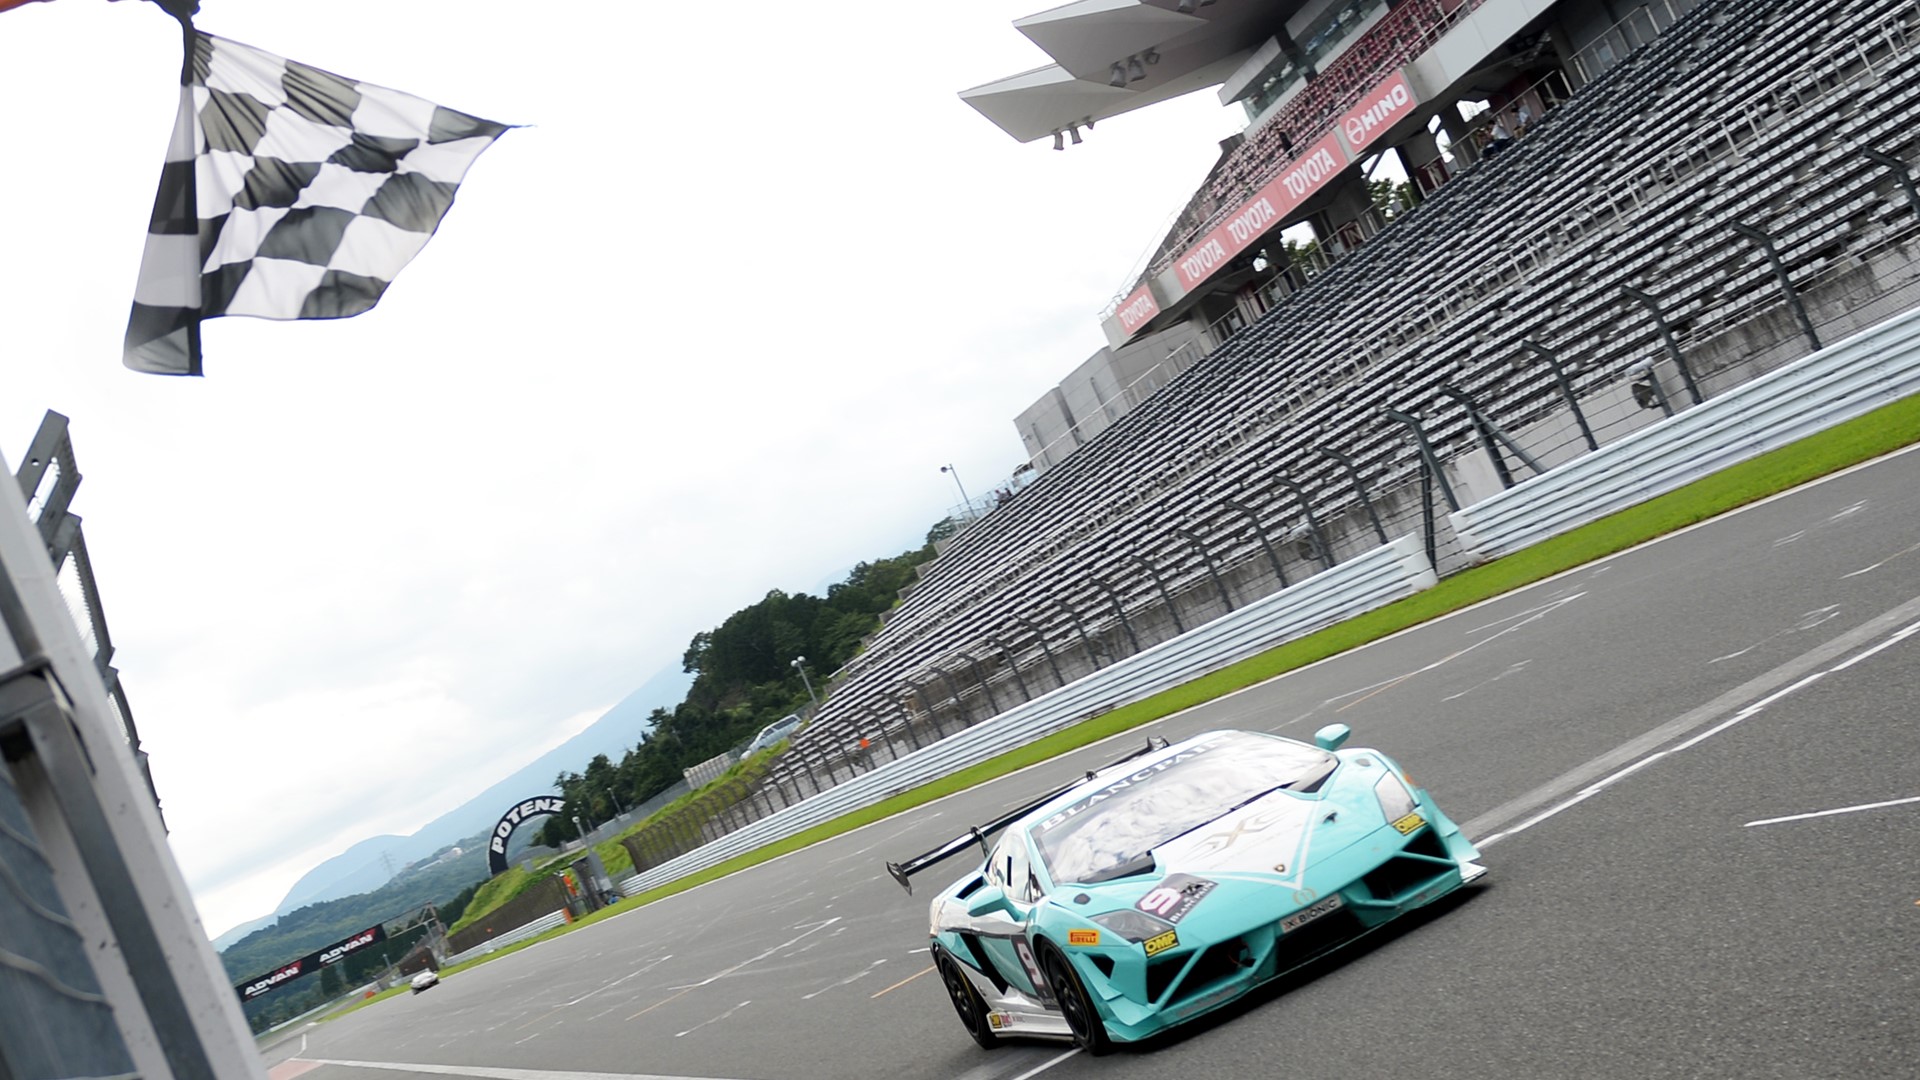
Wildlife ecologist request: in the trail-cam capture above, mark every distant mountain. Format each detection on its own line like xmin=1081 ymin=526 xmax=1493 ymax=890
xmin=217 ymin=666 xmax=692 ymax=938
xmin=210 ymin=912 xmax=279 ymax=953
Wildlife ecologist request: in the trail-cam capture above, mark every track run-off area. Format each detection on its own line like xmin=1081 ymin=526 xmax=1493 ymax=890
xmin=266 ymin=447 xmax=1920 ymax=1080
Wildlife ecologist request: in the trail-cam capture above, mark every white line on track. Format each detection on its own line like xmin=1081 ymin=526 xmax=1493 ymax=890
xmin=1462 ymin=591 xmax=1920 ymax=843
xmin=1004 ymin=1048 xmax=1081 ymax=1080
xmin=1475 ymin=615 xmax=1920 ymax=848
xmin=675 ymin=999 xmax=750 ymax=1038
xmin=564 ymin=955 xmax=670 ymax=1006
xmin=1744 ymin=795 xmax=1920 ymax=828
xmin=801 ymin=957 xmax=887 ymax=1000
xmin=1329 ymin=593 xmax=1585 ymax=715
xmin=304 ymin=1060 xmax=762 ymax=1080
xmin=667 ymin=918 xmax=840 ymax=989
xmin=1844 ymin=539 xmax=1920 ymax=577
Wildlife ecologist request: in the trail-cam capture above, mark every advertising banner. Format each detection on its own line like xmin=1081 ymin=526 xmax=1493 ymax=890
xmin=1338 ymin=71 xmax=1418 ymax=157
xmin=1172 ymin=130 xmax=1350 ymax=293
xmin=1114 ymin=285 xmax=1162 ymax=338
xmin=487 ymin=795 xmax=567 ymax=875
xmin=234 ymin=923 xmax=386 ymax=1001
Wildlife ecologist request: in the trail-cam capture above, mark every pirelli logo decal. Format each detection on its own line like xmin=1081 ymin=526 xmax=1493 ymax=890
xmin=1067 ymin=929 xmax=1101 ymax=947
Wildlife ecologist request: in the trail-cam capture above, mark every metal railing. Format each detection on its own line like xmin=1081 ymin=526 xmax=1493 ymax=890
xmin=615 ymin=535 xmax=1438 ymax=898
xmin=1452 ymin=289 xmax=1920 ymax=558
xmin=441 ymin=909 xmax=569 ymax=968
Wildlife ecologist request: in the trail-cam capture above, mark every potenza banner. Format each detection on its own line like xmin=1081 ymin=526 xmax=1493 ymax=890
xmin=234 ymin=923 xmax=386 ymax=1002
xmin=488 ymin=795 xmax=566 ymax=875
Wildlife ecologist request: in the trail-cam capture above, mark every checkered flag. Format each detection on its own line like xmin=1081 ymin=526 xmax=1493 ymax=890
xmin=125 ymin=31 xmax=509 ymax=375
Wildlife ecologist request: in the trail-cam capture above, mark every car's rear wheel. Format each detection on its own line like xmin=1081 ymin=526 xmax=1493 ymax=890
xmin=933 ymin=943 xmax=1000 ymax=1049
xmin=1037 ymin=940 xmax=1111 ymax=1055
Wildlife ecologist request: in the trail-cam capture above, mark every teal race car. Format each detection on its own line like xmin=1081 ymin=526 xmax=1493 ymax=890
xmin=885 ymin=727 xmax=1485 ymax=1052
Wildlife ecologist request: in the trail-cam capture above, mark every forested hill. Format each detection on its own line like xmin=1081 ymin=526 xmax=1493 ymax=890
xmin=535 ymin=531 xmax=941 ymax=844
xmin=221 ymin=836 xmax=499 ymax=1030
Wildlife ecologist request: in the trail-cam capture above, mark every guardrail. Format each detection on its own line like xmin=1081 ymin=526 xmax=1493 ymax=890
xmin=441 ymin=909 xmax=569 ymax=968
xmin=1450 ymin=303 xmax=1920 ymax=560
xmin=616 ymin=535 xmax=1436 ymax=897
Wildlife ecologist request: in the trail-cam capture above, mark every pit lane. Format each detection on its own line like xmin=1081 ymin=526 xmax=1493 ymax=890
xmin=266 ymin=446 xmax=1920 ymax=1080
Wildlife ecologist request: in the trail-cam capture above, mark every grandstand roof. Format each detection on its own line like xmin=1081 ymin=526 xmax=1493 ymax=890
xmin=960 ymin=0 xmax=1303 ymax=143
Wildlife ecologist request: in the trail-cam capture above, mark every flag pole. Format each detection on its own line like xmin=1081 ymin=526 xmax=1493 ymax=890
xmin=153 ymin=0 xmax=202 ymax=372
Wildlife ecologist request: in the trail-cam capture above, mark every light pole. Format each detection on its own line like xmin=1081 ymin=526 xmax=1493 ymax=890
xmin=940 ymin=464 xmax=971 ymax=510
xmin=791 ymin=656 xmax=820 ymax=709
xmin=605 ymin=785 xmax=626 ymax=819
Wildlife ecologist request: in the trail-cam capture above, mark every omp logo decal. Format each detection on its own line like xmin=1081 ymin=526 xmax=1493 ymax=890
xmin=1143 ymin=930 xmax=1179 ymax=957
xmin=1392 ymin=812 xmax=1426 ymax=835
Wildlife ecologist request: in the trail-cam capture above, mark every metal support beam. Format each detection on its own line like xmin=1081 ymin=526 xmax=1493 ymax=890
xmin=1090 ymin=579 xmax=1141 ymax=654
xmin=988 ymin=639 xmax=1031 ymax=702
xmin=1622 ymin=286 xmax=1704 ymax=404
xmin=927 ymin=664 xmax=963 ymax=718
xmin=964 ymin=653 xmax=1001 ymax=715
xmin=1052 ymin=596 xmax=1102 ymax=668
xmin=1173 ymin=527 xmax=1234 ymax=613
xmin=1314 ymin=448 xmax=1388 ymax=545
xmin=1013 ymin=616 xmax=1066 ymax=688
xmin=898 ymin=699 xmax=923 ymax=750
xmin=1130 ymin=555 xmax=1184 ymax=634
xmin=1631 ymin=359 xmax=1675 ymax=417
xmin=1276 ymin=476 xmax=1335 ymax=570
xmin=1731 ymin=221 xmax=1820 ymax=351
xmin=1438 ymin=384 xmax=1546 ymax=486
xmin=1864 ymin=147 xmax=1920 ymax=221
xmin=1222 ymin=498 xmax=1288 ymax=586
xmin=1382 ymin=409 xmax=1460 ymax=511
xmin=1522 ymin=341 xmax=1598 ymax=452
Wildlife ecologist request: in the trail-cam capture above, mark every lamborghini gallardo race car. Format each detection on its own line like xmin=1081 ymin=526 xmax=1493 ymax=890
xmin=885 ymin=727 xmax=1485 ymax=1052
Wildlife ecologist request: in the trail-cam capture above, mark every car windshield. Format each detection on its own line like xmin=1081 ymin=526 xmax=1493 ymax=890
xmin=1030 ymin=732 xmax=1336 ymax=885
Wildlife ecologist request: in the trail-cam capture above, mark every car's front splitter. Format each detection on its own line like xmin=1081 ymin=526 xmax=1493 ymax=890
xmin=1078 ymin=823 xmax=1481 ymax=1043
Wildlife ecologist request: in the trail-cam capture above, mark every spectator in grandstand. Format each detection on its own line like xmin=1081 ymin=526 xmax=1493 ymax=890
xmin=1485 ymin=115 xmax=1515 ymax=158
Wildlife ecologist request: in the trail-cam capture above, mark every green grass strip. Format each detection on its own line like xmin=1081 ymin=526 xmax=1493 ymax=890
xmin=327 ymin=391 xmax=1920 ymax=1016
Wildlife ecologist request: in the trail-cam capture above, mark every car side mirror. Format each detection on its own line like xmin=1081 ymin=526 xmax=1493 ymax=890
xmin=1314 ymin=723 xmax=1351 ymax=751
xmin=965 ymin=885 xmax=1013 ymax=918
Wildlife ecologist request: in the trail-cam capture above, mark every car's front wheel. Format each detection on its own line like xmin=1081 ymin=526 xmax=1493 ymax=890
xmin=933 ymin=943 xmax=1000 ymax=1049
xmin=1036 ymin=940 xmax=1111 ymax=1055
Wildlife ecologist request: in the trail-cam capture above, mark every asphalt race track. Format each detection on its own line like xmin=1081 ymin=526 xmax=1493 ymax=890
xmin=263 ymin=447 xmax=1920 ymax=1080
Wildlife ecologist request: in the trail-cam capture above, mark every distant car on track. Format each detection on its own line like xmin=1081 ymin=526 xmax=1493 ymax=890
xmin=885 ymin=727 xmax=1485 ymax=1052
xmin=410 ymin=969 xmax=438 ymax=994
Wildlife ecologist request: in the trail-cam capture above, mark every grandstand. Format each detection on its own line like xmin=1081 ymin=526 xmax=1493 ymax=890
xmin=763 ymin=0 xmax=1920 ymax=789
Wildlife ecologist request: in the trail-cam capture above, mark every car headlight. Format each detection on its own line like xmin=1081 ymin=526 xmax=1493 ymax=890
xmin=1089 ymin=908 xmax=1173 ymax=943
xmin=1374 ymin=770 xmax=1418 ymax=823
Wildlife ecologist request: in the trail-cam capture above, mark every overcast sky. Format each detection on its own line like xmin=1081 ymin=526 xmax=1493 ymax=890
xmin=0 ymin=0 xmax=1241 ymax=939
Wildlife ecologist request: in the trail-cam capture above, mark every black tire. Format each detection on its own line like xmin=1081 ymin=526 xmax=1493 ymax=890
xmin=933 ymin=944 xmax=1000 ymax=1050
xmin=1036 ymin=940 xmax=1111 ymax=1055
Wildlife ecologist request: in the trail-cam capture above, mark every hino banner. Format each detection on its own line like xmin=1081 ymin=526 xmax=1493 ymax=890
xmin=233 ymin=923 xmax=387 ymax=1002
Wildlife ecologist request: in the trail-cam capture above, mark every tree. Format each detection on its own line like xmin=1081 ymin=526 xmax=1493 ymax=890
xmin=681 ymin=632 xmax=712 ymax=675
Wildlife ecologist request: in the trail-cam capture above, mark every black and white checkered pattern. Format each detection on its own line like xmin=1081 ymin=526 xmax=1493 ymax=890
xmin=125 ymin=32 xmax=508 ymax=375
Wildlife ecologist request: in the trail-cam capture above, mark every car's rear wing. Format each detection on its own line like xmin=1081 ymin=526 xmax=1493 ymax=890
xmin=883 ymin=737 xmax=1169 ymax=894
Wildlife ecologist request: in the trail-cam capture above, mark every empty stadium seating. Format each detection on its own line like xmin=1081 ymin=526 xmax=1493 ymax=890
xmin=769 ymin=0 xmax=1920 ymax=786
